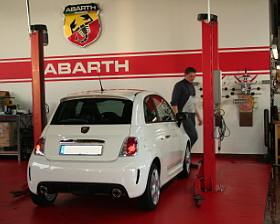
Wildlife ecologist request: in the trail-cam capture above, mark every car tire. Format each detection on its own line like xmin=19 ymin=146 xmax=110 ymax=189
xmin=140 ymin=163 xmax=160 ymax=210
xmin=31 ymin=192 xmax=57 ymax=206
xmin=179 ymin=144 xmax=192 ymax=178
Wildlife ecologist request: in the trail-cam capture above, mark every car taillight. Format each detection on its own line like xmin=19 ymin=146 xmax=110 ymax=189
xmin=120 ymin=137 xmax=138 ymax=156
xmin=34 ymin=138 xmax=45 ymax=156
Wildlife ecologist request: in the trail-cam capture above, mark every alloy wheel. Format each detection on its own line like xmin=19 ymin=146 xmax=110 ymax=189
xmin=150 ymin=168 xmax=160 ymax=205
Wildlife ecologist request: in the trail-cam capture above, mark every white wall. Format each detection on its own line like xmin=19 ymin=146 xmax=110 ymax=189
xmin=0 ymin=0 xmax=270 ymax=154
xmin=0 ymin=0 xmax=270 ymax=57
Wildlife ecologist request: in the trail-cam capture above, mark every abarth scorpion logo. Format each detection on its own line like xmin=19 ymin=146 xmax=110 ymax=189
xmin=64 ymin=3 xmax=101 ymax=47
xmin=81 ymin=126 xmax=90 ymax=134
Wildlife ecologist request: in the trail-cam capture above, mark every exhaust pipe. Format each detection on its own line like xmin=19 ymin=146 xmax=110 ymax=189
xmin=112 ymin=188 xmax=122 ymax=198
xmin=39 ymin=185 xmax=48 ymax=195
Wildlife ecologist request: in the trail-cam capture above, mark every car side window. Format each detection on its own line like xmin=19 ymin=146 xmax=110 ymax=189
xmin=144 ymin=96 xmax=158 ymax=123
xmin=152 ymin=95 xmax=176 ymax=122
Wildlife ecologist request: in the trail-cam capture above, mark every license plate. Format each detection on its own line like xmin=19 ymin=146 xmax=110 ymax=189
xmin=60 ymin=145 xmax=103 ymax=155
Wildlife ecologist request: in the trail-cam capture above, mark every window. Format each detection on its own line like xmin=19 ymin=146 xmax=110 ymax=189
xmin=51 ymin=98 xmax=133 ymax=125
xmin=152 ymin=95 xmax=175 ymax=122
xmin=144 ymin=96 xmax=158 ymax=123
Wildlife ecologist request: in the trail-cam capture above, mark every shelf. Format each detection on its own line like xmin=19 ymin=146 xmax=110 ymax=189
xmin=0 ymin=114 xmax=33 ymax=162
xmin=0 ymin=151 xmax=18 ymax=155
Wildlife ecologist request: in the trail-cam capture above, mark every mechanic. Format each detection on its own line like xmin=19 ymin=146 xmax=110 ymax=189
xmin=171 ymin=67 xmax=202 ymax=146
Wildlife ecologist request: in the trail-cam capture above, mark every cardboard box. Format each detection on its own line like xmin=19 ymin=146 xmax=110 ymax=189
xmin=0 ymin=122 xmax=17 ymax=147
xmin=0 ymin=91 xmax=11 ymax=112
xmin=0 ymin=91 xmax=10 ymax=98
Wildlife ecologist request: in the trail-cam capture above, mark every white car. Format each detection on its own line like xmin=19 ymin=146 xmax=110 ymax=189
xmin=27 ymin=89 xmax=191 ymax=210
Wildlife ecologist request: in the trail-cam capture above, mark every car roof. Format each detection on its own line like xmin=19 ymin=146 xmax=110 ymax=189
xmin=61 ymin=89 xmax=147 ymax=101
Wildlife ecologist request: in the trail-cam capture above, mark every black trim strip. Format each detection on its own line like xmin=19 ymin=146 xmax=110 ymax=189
xmin=60 ymin=139 xmax=105 ymax=144
xmin=136 ymin=169 xmax=140 ymax=184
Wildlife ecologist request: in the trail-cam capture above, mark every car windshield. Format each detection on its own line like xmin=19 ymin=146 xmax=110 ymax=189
xmin=51 ymin=98 xmax=133 ymax=125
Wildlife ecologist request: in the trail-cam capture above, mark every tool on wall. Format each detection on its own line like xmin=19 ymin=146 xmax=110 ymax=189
xmin=272 ymin=69 xmax=280 ymax=93
xmin=222 ymin=69 xmax=263 ymax=126
xmin=212 ymin=71 xmax=230 ymax=151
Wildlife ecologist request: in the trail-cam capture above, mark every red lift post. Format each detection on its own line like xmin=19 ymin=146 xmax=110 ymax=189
xmin=30 ymin=25 xmax=48 ymax=145
xmin=196 ymin=14 xmax=219 ymax=193
xmin=10 ymin=25 xmax=49 ymax=197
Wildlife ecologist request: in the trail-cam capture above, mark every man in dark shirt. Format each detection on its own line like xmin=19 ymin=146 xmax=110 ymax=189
xmin=171 ymin=67 xmax=202 ymax=146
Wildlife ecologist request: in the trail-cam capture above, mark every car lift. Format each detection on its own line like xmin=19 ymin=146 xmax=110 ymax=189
xmin=193 ymin=13 xmax=219 ymax=206
xmin=10 ymin=2 xmax=48 ymax=198
xmin=26 ymin=0 xmax=48 ymax=145
xmin=30 ymin=24 xmax=48 ymax=145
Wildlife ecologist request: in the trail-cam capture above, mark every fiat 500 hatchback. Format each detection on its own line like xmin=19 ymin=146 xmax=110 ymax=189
xmin=28 ymin=89 xmax=191 ymax=210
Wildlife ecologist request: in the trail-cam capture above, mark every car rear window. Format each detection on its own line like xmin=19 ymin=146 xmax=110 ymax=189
xmin=51 ymin=98 xmax=133 ymax=125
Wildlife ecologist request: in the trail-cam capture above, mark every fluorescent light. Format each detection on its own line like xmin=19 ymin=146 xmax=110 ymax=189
xmin=277 ymin=65 xmax=280 ymax=69
xmin=272 ymin=44 xmax=279 ymax=59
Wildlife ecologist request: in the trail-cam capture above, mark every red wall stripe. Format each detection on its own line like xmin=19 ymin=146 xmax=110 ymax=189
xmin=0 ymin=47 xmax=270 ymax=83
xmin=0 ymin=46 xmax=269 ymax=61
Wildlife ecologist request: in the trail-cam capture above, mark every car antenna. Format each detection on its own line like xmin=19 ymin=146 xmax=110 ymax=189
xmin=98 ymin=75 xmax=104 ymax=93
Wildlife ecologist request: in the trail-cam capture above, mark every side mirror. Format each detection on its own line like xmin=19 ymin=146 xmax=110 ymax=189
xmin=176 ymin=112 xmax=186 ymax=127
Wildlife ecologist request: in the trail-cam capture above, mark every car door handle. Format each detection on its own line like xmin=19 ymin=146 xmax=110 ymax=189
xmin=159 ymin=135 xmax=170 ymax=140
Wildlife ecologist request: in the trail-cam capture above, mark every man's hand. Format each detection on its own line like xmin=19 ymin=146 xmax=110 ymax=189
xmin=195 ymin=107 xmax=202 ymax=126
xmin=172 ymin=105 xmax=178 ymax=114
xmin=197 ymin=117 xmax=203 ymax=126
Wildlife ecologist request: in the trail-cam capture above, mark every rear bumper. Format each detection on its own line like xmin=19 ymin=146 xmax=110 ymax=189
xmin=27 ymin=153 xmax=152 ymax=198
xmin=37 ymin=182 xmax=129 ymax=196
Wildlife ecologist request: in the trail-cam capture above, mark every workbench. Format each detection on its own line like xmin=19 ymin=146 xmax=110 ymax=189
xmin=0 ymin=114 xmax=32 ymax=162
